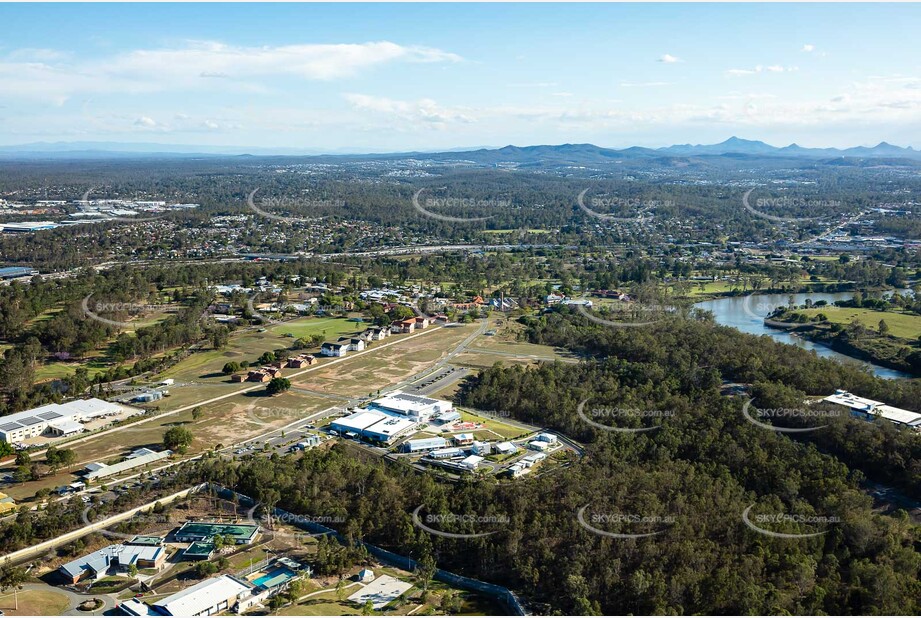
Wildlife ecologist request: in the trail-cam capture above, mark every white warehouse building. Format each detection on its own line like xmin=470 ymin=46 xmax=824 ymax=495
xmin=0 ymin=398 xmax=135 ymax=444
xmin=369 ymin=392 xmax=453 ymax=422
xmin=329 ymin=410 xmax=417 ymax=444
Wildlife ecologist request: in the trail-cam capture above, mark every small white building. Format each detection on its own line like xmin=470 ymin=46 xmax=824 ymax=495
xmin=403 ymin=437 xmax=449 ymax=453
xmin=460 ymin=455 xmax=484 ymax=471
xmin=522 ymin=452 xmax=547 ymax=466
xmin=528 ymin=440 xmax=550 ymax=452
xmin=508 ymin=462 xmax=531 ymax=478
xmin=536 ymin=432 xmax=558 ymax=445
xmin=125 ymin=574 xmax=253 ymax=616
xmin=357 ymin=568 xmax=375 ymax=583
xmin=453 ymin=433 xmax=475 ymax=446
xmin=470 ymin=441 xmax=492 ymax=455
xmin=494 ymin=441 xmax=518 ymax=455
xmin=429 ymin=447 xmax=464 ymax=460
xmin=320 ymin=342 xmax=349 ymax=357
xmin=348 ymin=338 xmax=366 ymax=352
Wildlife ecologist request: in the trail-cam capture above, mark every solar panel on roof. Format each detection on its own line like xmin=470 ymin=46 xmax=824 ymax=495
xmin=0 ymin=422 xmax=22 ymax=431
xmin=38 ymin=411 xmax=63 ymax=420
xmin=18 ymin=416 xmax=42 ymax=426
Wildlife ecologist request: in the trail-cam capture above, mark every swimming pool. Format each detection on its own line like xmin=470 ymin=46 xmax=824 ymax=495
xmin=252 ymin=566 xmax=296 ymax=589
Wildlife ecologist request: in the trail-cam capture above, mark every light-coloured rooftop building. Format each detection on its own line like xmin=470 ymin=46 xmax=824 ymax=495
xmin=151 ymin=575 xmax=253 ymax=616
xmin=330 ymin=409 xmax=417 ymax=443
xmin=82 ymin=448 xmax=172 ymax=481
xmin=823 ymin=390 xmax=921 ymax=430
xmin=369 ymin=391 xmax=452 ymax=422
xmin=0 ymin=398 xmax=134 ymax=443
xmin=330 ymin=410 xmax=388 ymax=434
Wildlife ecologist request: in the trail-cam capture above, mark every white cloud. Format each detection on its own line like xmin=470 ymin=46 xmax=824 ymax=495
xmin=0 ymin=41 xmax=462 ymax=102
xmin=802 ymin=44 xmax=815 ymax=53
xmin=344 ymin=93 xmax=474 ymax=127
xmin=6 ymin=48 xmax=72 ymax=62
xmin=133 ymin=116 xmax=156 ymax=128
xmin=619 ymin=81 xmax=672 ymax=88
xmin=658 ymin=54 xmax=681 ymax=64
xmin=338 ymin=74 xmax=921 ymax=136
xmin=726 ymin=65 xmax=798 ymax=77
xmin=507 ymin=82 xmax=558 ymax=88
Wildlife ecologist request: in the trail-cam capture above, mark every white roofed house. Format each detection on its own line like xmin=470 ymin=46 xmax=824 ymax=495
xmin=321 ymin=341 xmax=349 ymax=357
xmin=348 ymin=337 xmax=366 ymax=351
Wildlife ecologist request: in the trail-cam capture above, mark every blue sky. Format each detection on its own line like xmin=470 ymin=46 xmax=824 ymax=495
xmin=1 ymin=3 xmax=919 ymax=152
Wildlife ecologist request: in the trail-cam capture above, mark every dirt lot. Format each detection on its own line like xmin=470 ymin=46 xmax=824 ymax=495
xmin=292 ymin=324 xmax=476 ymax=396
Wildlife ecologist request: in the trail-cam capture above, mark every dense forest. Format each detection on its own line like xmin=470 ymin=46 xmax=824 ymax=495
xmin=183 ymin=307 xmax=921 ymax=615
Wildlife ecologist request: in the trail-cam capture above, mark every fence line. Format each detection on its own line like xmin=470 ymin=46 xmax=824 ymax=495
xmin=1 ymin=483 xmax=207 ymax=567
xmin=213 ymin=485 xmax=527 ymax=615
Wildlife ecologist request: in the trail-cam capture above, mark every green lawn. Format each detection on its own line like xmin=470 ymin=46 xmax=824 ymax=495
xmin=0 ymin=588 xmax=70 ymax=616
xmin=796 ymin=306 xmax=921 ymax=340
xmin=89 ymin=575 xmax=135 ymax=593
xmin=268 ymin=317 xmax=364 ymax=341
xmin=458 ymin=410 xmax=528 ymax=440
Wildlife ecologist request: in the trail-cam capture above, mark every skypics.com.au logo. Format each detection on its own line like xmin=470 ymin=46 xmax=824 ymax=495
xmin=411 ymin=188 xmax=499 ymax=223
xmin=81 ymin=294 xmax=187 ymax=329
xmin=577 ymin=504 xmax=676 ymax=539
xmin=741 ymin=399 xmax=842 ymax=434
xmin=577 ymin=188 xmax=669 ymax=223
xmin=741 ymin=188 xmax=832 ymax=224
xmin=740 ymin=293 xmax=802 ymax=329
xmin=573 ymin=298 xmax=676 ymax=328
xmin=247 ymin=188 xmax=345 ymax=224
xmin=742 ymin=504 xmax=840 ymax=539
xmin=576 ymin=399 xmax=675 ymax=433
xmin=412 ymin=505 xmax=509 ymax=539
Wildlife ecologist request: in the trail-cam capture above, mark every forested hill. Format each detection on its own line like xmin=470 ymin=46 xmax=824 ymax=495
xmin=206 ymin=308 xmax=921 ymax=616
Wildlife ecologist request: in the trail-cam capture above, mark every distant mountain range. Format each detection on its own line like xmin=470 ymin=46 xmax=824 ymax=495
xmin=655 ymin=136 xmax=919 ymax=158
xmin=0 ymin=136 xmax=919 ymax=163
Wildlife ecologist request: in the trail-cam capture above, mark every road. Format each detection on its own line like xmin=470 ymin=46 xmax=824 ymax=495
xmin=0 ymin=582 xmax=117 ymax=616
xmin=14 ymin=323 xmax=444 ymax=463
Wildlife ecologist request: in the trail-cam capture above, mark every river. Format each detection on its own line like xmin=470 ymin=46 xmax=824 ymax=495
xmin=693 ymin=292 xmax=913 ymax=380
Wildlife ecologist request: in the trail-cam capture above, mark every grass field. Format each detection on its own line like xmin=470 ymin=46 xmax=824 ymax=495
xmin=458 ymin=410 xmax=529 ymax=440
xmin=681 ymin=275 xmax=839 ymax=297
xmin=0 ymin=390 xmax=332 ymax=501
xmin=796 ymin=306 xmax=921 ymax=340
xmin=33 ymin=357 xmax=111 ymax=382
xmin=3 ymin=322 xmax=463 ymax=502
xmin=0 ymin=589 xmax=70 ymax=616
xmin=291 ymin=324 xmax=476 ymax=396
xmin=268 ymin=317 xmax=364 ymax=341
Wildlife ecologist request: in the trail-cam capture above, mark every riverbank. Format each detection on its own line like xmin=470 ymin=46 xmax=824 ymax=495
xmin=692 ymin=292 xmax=915 ymax=379
xmin=762 ymin=320 xmax=921 ymax=378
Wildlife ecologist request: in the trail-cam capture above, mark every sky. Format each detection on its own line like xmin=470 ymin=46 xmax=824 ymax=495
xmin=1 ymin=3 xmax=920 ymax=153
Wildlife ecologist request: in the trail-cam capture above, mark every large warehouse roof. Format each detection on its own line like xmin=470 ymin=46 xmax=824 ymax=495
xmin=330 ymin=410 xmax=388 ymax=432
